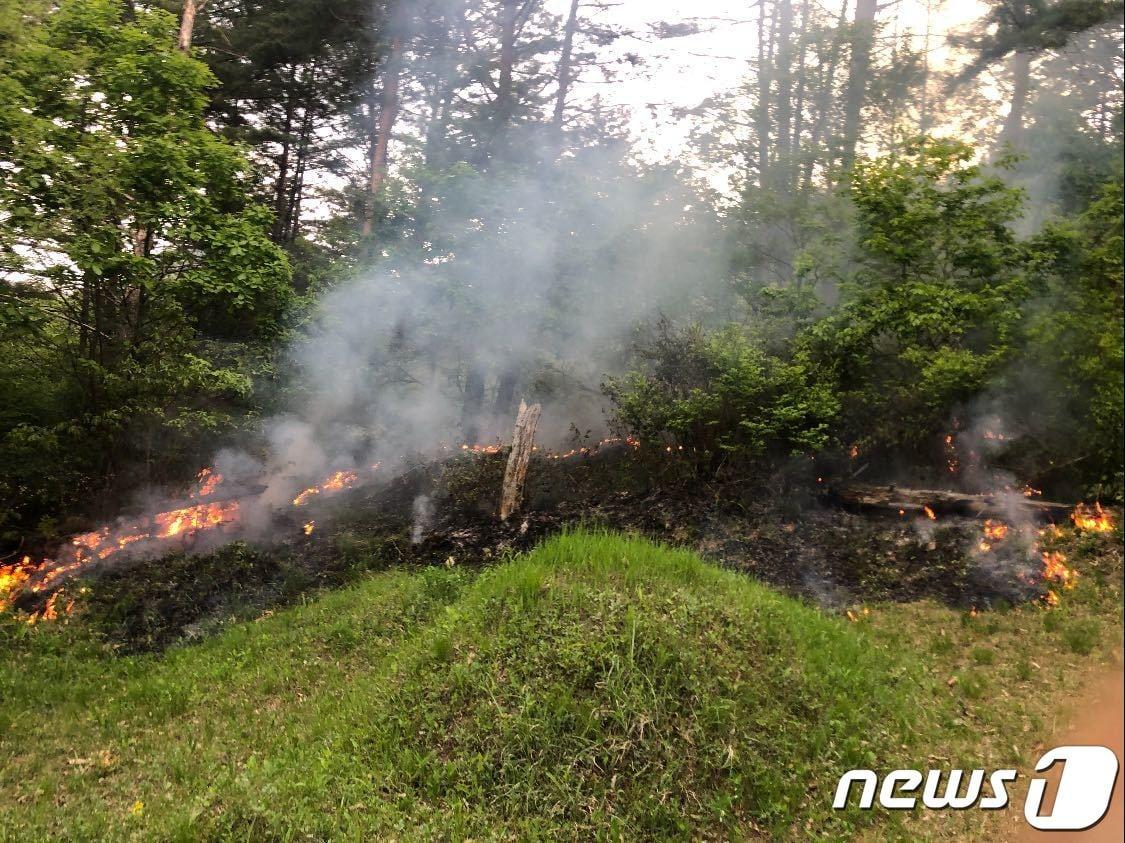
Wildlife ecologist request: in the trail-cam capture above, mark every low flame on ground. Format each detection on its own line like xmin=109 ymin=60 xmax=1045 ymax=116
xmin=978 ymin=519 xmax=1009 ymax=552
xmin=3 ymin=443 xmax=1116 ymax=624
xmin=1 ymin=463 xmax=368 ymax=621
xmin=465 ymin=435 xmax=640 ymax=461
xmin=461 ymin=443 xmax=504 ymax=455
xmin=292 ymin=470 xmax=360 ymax=506
xmin=1072 ymin=502 xmax=1114 ymax=532
xmin=983 ymin=520 xmax=1008 ymax=541
xmin=1041 ymin=550 xmax=1077 ymax=590
xmin=155 ymin=501 xmax=240 ymax=539
xmin=190 ymin=467 xmax=223 ymax=499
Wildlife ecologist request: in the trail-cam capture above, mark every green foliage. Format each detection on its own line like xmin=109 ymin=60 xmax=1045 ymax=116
xmin=1017 ymin=179 xmax=1125 ymax=499
xmin=604 ymin=321 xmax=838 ymax=465
xmin=803 ymin=138 xmax=1030 ymax=456
xmin=0 ymin=0 xmax=292 ymax=538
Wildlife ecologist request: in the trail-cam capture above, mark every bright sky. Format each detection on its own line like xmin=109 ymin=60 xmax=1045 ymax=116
xmin=546 ymin=0 xmax=988 ymax=159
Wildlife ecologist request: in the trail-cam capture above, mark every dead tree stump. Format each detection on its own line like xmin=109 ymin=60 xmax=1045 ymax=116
xmin=500 ymin=400 xmax=541 ymax=521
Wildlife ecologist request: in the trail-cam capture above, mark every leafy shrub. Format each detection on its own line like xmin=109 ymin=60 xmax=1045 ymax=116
xmin=604 ymin=321 xmax=838 ymax=468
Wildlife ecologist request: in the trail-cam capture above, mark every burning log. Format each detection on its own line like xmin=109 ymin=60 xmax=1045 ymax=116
xmin=499 ymin=400 xmax=542 ymax=522
xmin=831 ymin=484 xmax=1073 ymax=521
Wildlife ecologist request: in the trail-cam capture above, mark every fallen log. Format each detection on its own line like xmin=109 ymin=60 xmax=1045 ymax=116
xmin=499 ymin=400 xmax=541 ymax=521
xmin=831 ymin=484 xmax=1072 ymax=521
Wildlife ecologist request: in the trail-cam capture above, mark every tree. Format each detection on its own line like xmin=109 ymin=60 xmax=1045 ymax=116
xmin=0 ymin=0 xmax=291 ymax=536
xmin=952 ymin=0 xmax=1124 ymax=150
xmin=804 ymin=138 xmax=1029 ymax=459
xmin=177 ymin=0 xmax=208 ymax=52
xmin=195 ymin=0 xmax=384 ymax=244
xmin=840 ymin=0 xmax=877 ymax=168
xmin=1017 ymin=179 xmax=1124 ymax=497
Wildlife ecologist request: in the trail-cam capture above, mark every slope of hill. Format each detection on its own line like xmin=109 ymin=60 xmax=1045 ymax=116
xmin=2 ymin=528 xmax=1121 ymax=839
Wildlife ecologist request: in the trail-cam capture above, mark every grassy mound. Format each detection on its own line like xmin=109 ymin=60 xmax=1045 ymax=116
xmin=4 ymin=527 xmax=1122 ymax=839
xmin=2 ymin=531 xmax=934 ymax=839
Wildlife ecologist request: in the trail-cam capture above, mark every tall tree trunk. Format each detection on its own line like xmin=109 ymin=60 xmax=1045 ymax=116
xmin=177 ymin=0 xmax=207 ymax=53
xmin=552 ymin=0 xmax=580 ymax=131
xmin=790 ymin=0 xmax=810 ymax=169
xmin=841 ymin=0 xmax=877 ymax=170
xmin=774 ymin=0 xmax=795 ymax=188
xmin=282 ymin=74 xmax=316 ymax=243
xmin=803 ymin=0 xmax=849 ymax=188
xmin=754 ymin=0 xmax=771 ymax=186
xmin=919 ymin=0 xmax=932 ymax=134
xmin=492 ymin=368 xmax=519 ymax=421
xmin=362 ymin=38 xmax=404 ymax=238
xmin=997 ymin=51 xmax=1031 ymax=150
xmin=461 ymin=365 xmax=486 ymax=444
xmin=284 ymin=111 xmax=312 ymax=242
xmin=496 ymin=0 xmax=520 ymax=125
xmin=271 ymin=65 xmax=297 ymax=242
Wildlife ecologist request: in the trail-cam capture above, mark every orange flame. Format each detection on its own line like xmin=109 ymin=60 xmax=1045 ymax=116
xmin=1042 ymin=551 xmax=1077 ymax=590
xmin=155 ymin=500 xmax=239 ymax=539
xmin=943 ymin=434 xmax=959 ymax=474
xmin=460 ymin=443 xmax=504 ymax=455
xmin=190 ymin=467 xmax=223 ymax=499
xmin=923 ymin=505 xmax=937 ymax=521
xmin=0 ymin=556 xmax=34 ymax=612
xmin=292 ymin=470 xmax=358 ymax=507
xmin=303 ymin=521 xmax=315 ymax=536
xmin=1071 ymin=502 xmax=1114 ymax=533
xmin=983 ymin=520 xmax=1008 ymax=542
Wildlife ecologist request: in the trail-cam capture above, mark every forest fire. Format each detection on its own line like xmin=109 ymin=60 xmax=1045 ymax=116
xmin=155 ymin=500 xmax=240 ymax=539
xmin=1071 ymin=502 xmax=1114 ymax=532
xmin=460 ymin=443 xmax=504 ymax=455
xmin=982 ymin=520 xmax=1008 ymax=542
xmin=292 ymin=470 xmax=360 ymax=506
xmin=2 ymin=438 xmax=1116 ymax=629
xmin=0 ymin=463 xmax=377 ymax=621
xmin=943 ymin=434 xmax=959 ymax=474
xmin=190 ymin=468 xmax=223 ymax=498
xmin=1041 ymin=550 xmax=1077 ymax=589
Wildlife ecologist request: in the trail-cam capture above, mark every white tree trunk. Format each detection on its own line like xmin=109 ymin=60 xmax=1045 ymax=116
xmin=499 ymin=400 xmax=541 ymax=521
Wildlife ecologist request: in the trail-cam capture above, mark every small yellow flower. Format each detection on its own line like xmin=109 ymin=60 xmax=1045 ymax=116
xmin=129 ymin=800 xmax=144 ymax=817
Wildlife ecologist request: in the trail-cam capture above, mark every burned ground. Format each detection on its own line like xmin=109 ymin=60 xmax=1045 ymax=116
xmin=29 ymin=445 xmax=1080 ymax=653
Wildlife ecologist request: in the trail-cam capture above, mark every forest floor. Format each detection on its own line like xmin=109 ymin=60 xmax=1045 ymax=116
xmin=1 ymin=452 xmax=1122 ymax=839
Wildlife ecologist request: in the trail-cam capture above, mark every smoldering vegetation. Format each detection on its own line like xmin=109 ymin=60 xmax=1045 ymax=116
xmin=34 ymin=442 xmax=1091 ymax=653
xmin=1 ymin=0 xmax=1121 ymax=644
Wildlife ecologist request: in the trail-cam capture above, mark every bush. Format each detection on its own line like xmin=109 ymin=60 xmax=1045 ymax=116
xmin=603 ymin=321 xmax=838 ymax=469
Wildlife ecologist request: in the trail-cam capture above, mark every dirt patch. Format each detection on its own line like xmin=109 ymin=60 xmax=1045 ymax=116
xmin=1017 ymin=667 xmax=1124 ymax=841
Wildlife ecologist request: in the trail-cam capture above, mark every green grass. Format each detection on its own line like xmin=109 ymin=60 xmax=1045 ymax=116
xmin=1 ymin=527 xmax=1120 ymax=840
